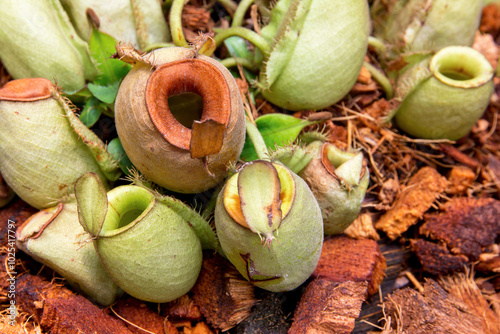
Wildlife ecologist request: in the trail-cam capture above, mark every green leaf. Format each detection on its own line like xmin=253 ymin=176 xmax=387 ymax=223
xmin=80 ymin=97 xmax=104 ymax=127
xmin=88 ymin=26 xmax=131 ymax=85
xmin=225 ymin=36 xmax=254 ymax=60
xmin=240 ymin=114 xmax=314 ymax=161
xmin=65 ymin=87 xmax=93 ymax=103
xmin=107 ymin=137 xmax=134 ymax=175
xmin=75 ymin=172 xmax=108 ymax=237
xmin=88 ymin=81 xmax=120 ymax=104
xmin=224 ymin=36 xmax=257 ymax=81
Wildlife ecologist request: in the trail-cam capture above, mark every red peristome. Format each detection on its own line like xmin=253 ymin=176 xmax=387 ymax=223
xmin=146 ymin=58 xmax=231 ymax=152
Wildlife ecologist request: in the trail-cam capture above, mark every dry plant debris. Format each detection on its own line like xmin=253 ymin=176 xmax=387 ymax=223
xmin=439 ymin=271 xmax=500 ymax=334
xmin=410 ymin=197 xmax=500 ymax=276
xmin=289 ymin=279 xmax=369 ymax=334
xmin=190 ymin=252 xmax=256 ymax=331
xmin=16 ymin=274 xmax=134 ymax=334
xmin=420 ymin=197 xmax=500 ymax=261
xmin=313 ymin=235 xmax=386 ymax=296
xmin=112 ymin=296 xmax=175 ymax=334
xmin=374 ymin=167 xmax=448 ymax=240
xmin=381 ymin=271 xmax=500 ymax=334
xmin=344 ymin=213 xmax=381 ymax=241
xmin=410 ymin=240 xmax=469 ymax=276
xmin=381 ymin=279 xmax=484 ymax=334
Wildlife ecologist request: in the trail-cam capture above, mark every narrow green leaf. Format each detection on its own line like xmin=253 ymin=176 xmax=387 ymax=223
xmin=80 ymin=97 xmax=104 ymax=127
xmin=88 ymin=82 xmax=120 ymax=104
xmin=88 ymin=26 xmax=131 ymax=85
xmin=75 ymin=172 xmax=108 ymax=237
xmin=65 ymin=87 xmax=93 ymax=104
xmin=225 ymin=36 xmax=254 ymax=60
xmin=224 ymin=36 xmax=257 ymax=81
xmin=107 ymin=138 xmax=134 ymax=175
xmin=240 ymin=113 xmax=313 ymax=161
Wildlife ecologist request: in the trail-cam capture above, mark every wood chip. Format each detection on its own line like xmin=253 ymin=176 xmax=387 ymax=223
xmin=357 ymin=66 xmax=372 ymax=85
xmin=440 ymin=271 xmax=500 ymax=334
xmin=410 ymin=239 xmax=468 ymax=276
xmin=419 ymin=197 xmax=500 ymax=261
xmin=382 ymin=279 xmax=485 ymax=334
xmin=113 ymin=296 xmax=174 ymax=334
xmin=446 ymin=166 xmax=476 ymax=195
xmin=312 ymin=235 xmax=386 ymax=295
xmin=378 ymin=177 xmax=400 ymax=206
xmin=289 ymin=279 xmax=369 ymax=334
xmin=476 ymin=255 xmax=500 ymax=273
xmin=343 ymin=213 xmax=380 ymax=241
xmin=191 ymin=252 xmax=256 ymax=331
xmin=375 ymin=167 xmax=448 ymax=240
xmin=16 ymin=273 xmax=134 ymax=334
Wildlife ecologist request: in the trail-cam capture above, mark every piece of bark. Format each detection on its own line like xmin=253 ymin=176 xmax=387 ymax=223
xmin=353 ymin=242 xmax=411 ymax=334
xmin=440 ymin=272 xmax=500 ymax=334
xmin=378 ymin=177 xmax=400 ymax=206
xmin=382 ymin=279 xmax=484 ymax=334
xmin=476 ymin=254 xmax=500 ymax=273
xmin=313 ymin=235 xmax=386 ymax=295
xmin=375 ymin=167 xmax=448 ymax=240
xmin=289 ymin=279 xmax=369 ymax=334
xmin=191 ymin=252 xmax=256 ymax=331
xmin=357 ymin=66 xmax=372 ymax=84
xmin=419 ymin=197 xmax=500 ymax=261
xmin=446 ymin=166 xmax=476 ymax=196
xmin=410 ymin=239 xmax=468 ymax=276
xmin=16 ymin=273 xmax=134 ymax=334
xmin=113 ymin=296 xmax=176 ymax=334
xmin=344 ymin=213 xmax=380 ymax=240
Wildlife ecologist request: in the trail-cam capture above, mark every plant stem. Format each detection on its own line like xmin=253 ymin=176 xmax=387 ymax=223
xmin=245 ymin=117 xmax=269 ymax=160
xmin=368 ymin=36 xmax=387 ymax=56
xmin=201 ymin=184 xmax=222 ymax=219
xmin=231 ymin=0 xmax=254 ymax=27
xmin=219 ymin=57 xmax=257 ymax=71
xmin=363 ymin=61 xmax=394 ymax=99
xmin=217 ymin=0 xmax=238 ymax=16
xmin=169 ymin=0 xmax=188 ymax=47
xmin=214 ymin=27 xmax=271 ymax=54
